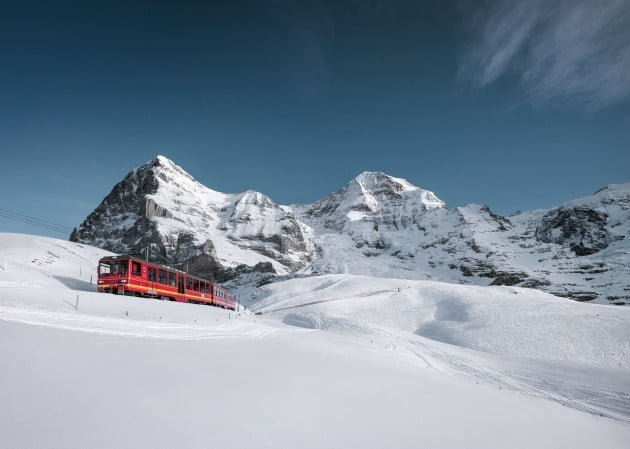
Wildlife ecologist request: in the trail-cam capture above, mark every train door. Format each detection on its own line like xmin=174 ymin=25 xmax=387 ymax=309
xmin=117 ymin=259 xmax=130 ymax=295
xmin=147 ymin=266 xmax=158 ymax=297
xmin=178 ymin=275 xmax=185 ymax=299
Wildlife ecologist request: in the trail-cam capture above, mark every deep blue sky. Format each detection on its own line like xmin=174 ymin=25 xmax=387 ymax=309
xmin=1 ymin=0 xmax=629 ymax=238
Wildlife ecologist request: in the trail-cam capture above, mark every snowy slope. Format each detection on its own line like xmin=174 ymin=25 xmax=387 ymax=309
xmin=70 ymin=156 xmax=630 ymax=305
xmin=252 ymin=274 xmax=630 ymax=369
xmin=1 ymin=233 xmax=630 ymax=449
xmin=246 ymin=273 xmax=630 ymax=426
xmin=0 ymin=233 xmax=629 ymax=447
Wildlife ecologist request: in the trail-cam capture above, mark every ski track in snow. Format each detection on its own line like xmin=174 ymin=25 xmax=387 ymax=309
xmin=0 ymin=305 xmax=280 ymax=340
xmin=405 ymin=337 xmax=630 ymax=423
xmin=259 ymin=283 xmax=630 ymax=424
xmin=295 ymin=313 xmax=630 ymax=423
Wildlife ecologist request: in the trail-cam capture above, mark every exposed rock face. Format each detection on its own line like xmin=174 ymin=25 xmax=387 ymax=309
xmin=536 ymin=207 xmax=610 ymax=256
xmin=70 ymin=158 xmax=161 ymax=255
xmin=71 ymin=156 xmax=309 ymax=281
xmin=304 ymin=171 xmax=445 ymax=232
xmin=72 ymin=156 xmax=630 ymax=304
xmin=220 ymin=190 xmax=308 ymax=269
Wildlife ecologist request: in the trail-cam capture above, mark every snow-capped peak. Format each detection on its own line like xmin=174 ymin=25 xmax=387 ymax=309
xmin=354 ymin=171 xmax=415 ymax=193
xmin=351 ymin=171 xmax=445 ymax=209
xmin=146 ymin=155 xmax=190 ymax=177
xmin=71 ymin=156 xmax=630 ymax=305
xmin=154 ymin=154 xmax=172 ymax=164
xmin=552 ymin=181 xmax=630 ymax=212
xmin=139 ymin=155 xmax=228 ymax=205
xmin=304 ymin=171 xmax=445 ymax=226
xmin=590 ymin=182 xmax=630 ymax=204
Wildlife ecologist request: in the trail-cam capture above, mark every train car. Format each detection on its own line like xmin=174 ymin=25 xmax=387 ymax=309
xmin=96 ymin=255 xmax=236 ymax=310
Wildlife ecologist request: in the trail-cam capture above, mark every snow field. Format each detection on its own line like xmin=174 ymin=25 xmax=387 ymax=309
xmin=253 ymin=274 xmax=630 ymax=369
xmin=0 ymin=233 xmax=629 ymax=448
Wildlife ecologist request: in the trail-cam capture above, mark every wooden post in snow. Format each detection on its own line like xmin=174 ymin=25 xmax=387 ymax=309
xmin=75 ymin=294 xmax=79 ymax=310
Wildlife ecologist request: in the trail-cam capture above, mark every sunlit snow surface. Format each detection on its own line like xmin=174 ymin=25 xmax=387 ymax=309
xmin=0 ymin=233 xmax=629 ymax=448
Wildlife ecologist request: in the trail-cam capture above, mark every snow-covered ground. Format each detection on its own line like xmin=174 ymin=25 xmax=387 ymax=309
xmin=1 ymin=233 xmax=629 ymax=448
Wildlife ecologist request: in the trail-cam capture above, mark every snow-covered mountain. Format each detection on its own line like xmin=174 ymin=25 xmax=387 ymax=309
xmin=71 ymin=155 xmax=630 ymax=305
xmin=70 ymin=156 xmax=310 ymax=281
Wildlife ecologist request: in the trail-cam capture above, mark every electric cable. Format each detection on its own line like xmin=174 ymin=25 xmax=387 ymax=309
xmin=0 ymin=207 xmax=74 ymax=235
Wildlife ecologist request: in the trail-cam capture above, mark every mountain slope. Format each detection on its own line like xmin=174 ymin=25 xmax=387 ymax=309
xmin=71 ymin=156 xmax=310 ymax=280
xmin=1 ymin=232 xmax=629 ymax=448
xmin=71 ymin=156 xmax=630 ymax=304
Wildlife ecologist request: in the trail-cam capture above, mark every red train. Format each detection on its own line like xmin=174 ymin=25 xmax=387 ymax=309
xmin=96 ymin=255 xmax=236 ymax=310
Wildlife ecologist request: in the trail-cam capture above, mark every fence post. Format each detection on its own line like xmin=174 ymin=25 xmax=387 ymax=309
xmin=75 ymin=294 xmax=79 ymax=310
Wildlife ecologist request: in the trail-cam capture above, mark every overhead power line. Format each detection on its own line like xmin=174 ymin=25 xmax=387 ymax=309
xmin=0 ymin=207 xmax=75 ymax=235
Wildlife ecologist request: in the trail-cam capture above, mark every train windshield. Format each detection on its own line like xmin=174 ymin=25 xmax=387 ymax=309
xmin=98 ymin=260 xmax=128 ymax=275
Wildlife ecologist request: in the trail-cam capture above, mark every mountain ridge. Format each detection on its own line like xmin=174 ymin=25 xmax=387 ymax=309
xmin=70 ymin=155 xmax=630 ymax=305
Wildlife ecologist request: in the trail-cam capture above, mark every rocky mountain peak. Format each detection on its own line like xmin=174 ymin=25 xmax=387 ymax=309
xmin=353 ymin=171 xmax=416 ymax=194
xmin=71 ymin=156 xmax=629 ymax=304
xmin=590 ymin=182 xmax=630 ymax=206
xmin=138 ymin=155 xmax=226 ymax=201
xmin=304 ymin=171 xmax=445 ymax=227
xmin=71 ymin=155 xmax=310 ymax=281
xmin=352 ymin=171 xmax=445 ymax=209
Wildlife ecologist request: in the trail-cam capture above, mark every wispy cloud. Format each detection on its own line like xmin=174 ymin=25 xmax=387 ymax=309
xmin=459 ymin=0 xmax=630 ymax=111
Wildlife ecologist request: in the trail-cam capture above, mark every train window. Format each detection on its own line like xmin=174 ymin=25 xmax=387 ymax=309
xmin=98 ymin=261 xmax=113 ymax=274
xmin=148 ymin=268 xmax=157 ymax=281
xmin=159 ymin=269 xmax=167 ymax=284
xmin=193 ymin=279 xmax=199 ymax=291
xmin=131 ymin=262 xmax=141 ymax=276
xmin=169 ymin=271 xmax=176 ymax=287
xmin=186 ymin=277 xmax=193 ymax=290
xmin=99 ymin=260 xmax=127 ymax=275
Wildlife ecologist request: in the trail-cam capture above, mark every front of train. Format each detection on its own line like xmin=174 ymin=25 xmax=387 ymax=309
xmin=97 ymin=256 xmax=131 ymax=295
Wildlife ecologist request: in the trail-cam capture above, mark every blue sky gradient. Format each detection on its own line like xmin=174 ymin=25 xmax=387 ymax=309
xmin=1 ymin=1 xmax=629 ymax=238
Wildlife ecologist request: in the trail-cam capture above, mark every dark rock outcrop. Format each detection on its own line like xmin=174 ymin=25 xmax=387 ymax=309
xmin=536 ymin=207 xmax=610 ymax=256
